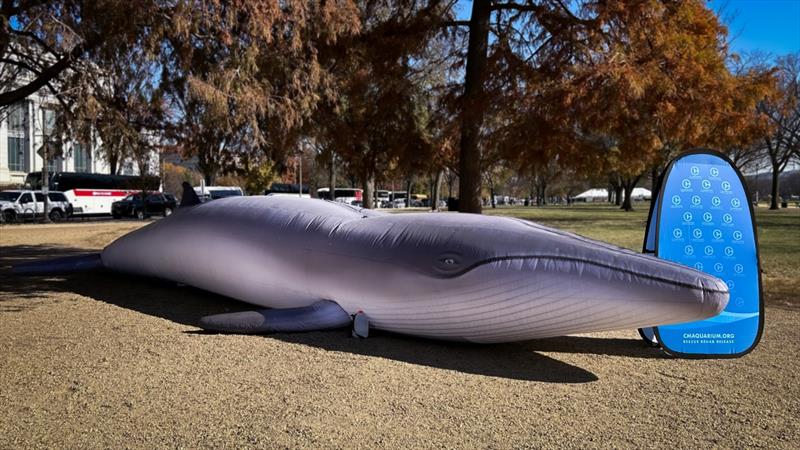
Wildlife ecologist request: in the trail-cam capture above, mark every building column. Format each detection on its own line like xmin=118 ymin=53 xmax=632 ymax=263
xmin=31 ymin=101 xmax=37 ymax=172
xmin=0 ymin=114 xmax=8 ymax=184
xmin=27 ymin=99 xmax=34 ymax=173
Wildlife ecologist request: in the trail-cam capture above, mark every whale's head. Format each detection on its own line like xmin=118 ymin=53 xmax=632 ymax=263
xmin=321 ymin=213 xmax=728 ymax=342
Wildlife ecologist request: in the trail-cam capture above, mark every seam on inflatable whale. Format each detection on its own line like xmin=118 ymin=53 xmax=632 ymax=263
xmin=307 ymin=243 xmax=726 ymax=294
xmin=444 ymin=255 xmax=727 ymax=294
xmin=509 ymin=216 xmax=699 ymax=270
xmin=323 ymin=200 xmax=386 ymax=217
xmin=305 ymin=242 xmax=725 ymax=294
xmin=508 ymin=217 xmax=697 ymax=271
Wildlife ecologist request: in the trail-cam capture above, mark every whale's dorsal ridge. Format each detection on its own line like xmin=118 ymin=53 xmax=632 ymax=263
xmin=180 ymin=182 xmax=202 ymax=207
xmin=322 ymin=199 xmax=386 ymax=218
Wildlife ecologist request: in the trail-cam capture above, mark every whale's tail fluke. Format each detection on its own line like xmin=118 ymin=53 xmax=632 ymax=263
xmin=12 ymin=253 xmax=104 ymax=275
xmin=198 ymin=300 xmax=352 ymax=334
xmin=180 ymin=181 xmax=202 ymax=207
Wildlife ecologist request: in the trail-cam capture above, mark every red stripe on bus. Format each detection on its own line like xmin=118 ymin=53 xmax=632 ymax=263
xmin=73 ymin=189 xmax=134 ymax=197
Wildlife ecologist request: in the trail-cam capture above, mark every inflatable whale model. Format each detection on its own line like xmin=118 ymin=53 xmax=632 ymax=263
xmin=14 ymin=184 xmax=729 ymax=343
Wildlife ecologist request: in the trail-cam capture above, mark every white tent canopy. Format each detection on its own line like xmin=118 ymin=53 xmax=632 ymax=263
xmin=574 ymin=189 xmax=609 ymax=201
xmin=574 ymin=188 xmax=652 ymax=202
xmin=631 ymin=188 xmax=652 ymax=200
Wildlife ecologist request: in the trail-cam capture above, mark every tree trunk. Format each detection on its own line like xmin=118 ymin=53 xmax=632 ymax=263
xmin=770 ymin=159 xmax=780 ymax=210
xmin=457 ymin=0 xmax=491 ymax=214
xmin=405 ymin=179 xmax=413 ymax=208
xmin=432 ymin=170 xmax=443 ymax=211
xmin=198 ymin=154 xmax=216 ymax=186
xmin=621 ymin=184 xmax=634 ymax=211
xmin=328 ymin=152 xmax=336 ymax=201
xmin=650 ymin=166 xmax=659 ymax=191
xmin=489 ymin=178 xmax=496 ymax=209
xmin=529 ymin=179 xmax=536 ymax=206
xmin=538 ymin=181 xmax=547 ymax=206
xmin=109 ymin=152 xmax=119 ymax=175
xmin=620 ymin=176 xmax=642 ymax=212
xmin=614 ymin=186 xmax=623 ymax=206
xmin=447 ymin=170 xmax=454 ymax=200
xmin=363 ymin=173 xmax=374 ymax=209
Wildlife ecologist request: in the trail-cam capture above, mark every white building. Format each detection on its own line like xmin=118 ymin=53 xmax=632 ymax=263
xmin=0 ymin=93 xmax=158 ymax=186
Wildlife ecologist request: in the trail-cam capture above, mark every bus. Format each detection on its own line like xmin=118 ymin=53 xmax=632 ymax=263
xmin=317 ymin=187 xmax=363 ymax=205
xmin=26 ymin=172 xmax=160 ymax=216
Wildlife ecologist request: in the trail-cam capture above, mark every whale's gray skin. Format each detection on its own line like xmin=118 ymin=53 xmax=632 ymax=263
xmin=98 ymin=195 xmax=729 ymax=343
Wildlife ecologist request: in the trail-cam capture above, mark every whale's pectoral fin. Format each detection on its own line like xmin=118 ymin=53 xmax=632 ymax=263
xmin=12 ymin=253 xmax=104 ymax=275
xmin=351 ymin=311 xmax=369 ymax=338
xmin=198 ymin=300 xmax=351 ymax=334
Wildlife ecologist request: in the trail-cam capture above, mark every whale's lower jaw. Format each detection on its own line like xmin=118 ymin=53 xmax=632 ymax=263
xmin=368 ymin=300 xmax=727 ymax=344
xmin=354 ymin=259 xmax=729 ymax=344
xmin=369 ymin=295 xmax=727 ymax=344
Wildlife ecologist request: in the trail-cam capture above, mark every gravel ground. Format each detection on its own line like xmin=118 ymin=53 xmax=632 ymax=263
xmin=1 ymin=221 xmax=798 ymax=449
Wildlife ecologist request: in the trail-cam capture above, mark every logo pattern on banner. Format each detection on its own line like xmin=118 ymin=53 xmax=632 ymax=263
xmin=657 ymin=152 xmax=761 ymax=356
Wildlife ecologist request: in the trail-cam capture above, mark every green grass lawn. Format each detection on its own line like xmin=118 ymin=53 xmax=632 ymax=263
xmin=483 ymin=203 xmax=800 ymax=309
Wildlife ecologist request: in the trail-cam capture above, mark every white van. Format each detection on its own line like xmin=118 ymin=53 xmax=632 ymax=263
xmin=376 ymin=190 xmax=391 ymax=208
xmin=193 ymin=186 xmax=244 ymax=202
xmin=317 ymin=187 xmax=363 ymax=205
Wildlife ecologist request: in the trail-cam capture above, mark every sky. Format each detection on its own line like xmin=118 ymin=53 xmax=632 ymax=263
xmin=456 ymin=1 xmax=800 ymax=56
xmin=11 ymin=2 xmax=798 ymax=56
xmin=710 ymin=0 xmax=800 ymax=56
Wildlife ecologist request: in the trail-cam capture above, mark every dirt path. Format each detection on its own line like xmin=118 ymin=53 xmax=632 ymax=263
xmin=1 ymin=222 xmax=797 ymax=448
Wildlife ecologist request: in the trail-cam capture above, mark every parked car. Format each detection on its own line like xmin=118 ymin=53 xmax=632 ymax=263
xmin=0 ymin=190 xmax=72 ymax=223
xmin=410 ymin=194 xmax=428 ymax=207
xmin=112 ymin=192 xmax=177 ymax=219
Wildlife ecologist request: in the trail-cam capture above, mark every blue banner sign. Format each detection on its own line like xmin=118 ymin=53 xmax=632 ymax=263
xmin=645 ymin=150 xmax=763 ymax=357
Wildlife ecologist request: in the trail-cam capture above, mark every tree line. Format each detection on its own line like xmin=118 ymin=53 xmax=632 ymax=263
xmin=1 ymin=0 xmax=797 ymax=211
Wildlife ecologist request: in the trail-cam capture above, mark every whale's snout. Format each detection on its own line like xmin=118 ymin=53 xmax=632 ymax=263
xmin=573 ymin=249 xmax=731 ymax=329
xmin=491 ymin=219 xmax=730 ymax=329
xmin=695 ymin=271 xmax=730 ymax=318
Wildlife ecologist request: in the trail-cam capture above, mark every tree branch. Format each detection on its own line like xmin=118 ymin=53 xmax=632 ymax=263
xmin=0 ymin=34 xmax=96 ymax=106
xmin=440 ymin=20 xmax=470 ymax=28
xmin=3 ymin=0 xmax=49 ymax=18
xmin=9 ymin=28 xmax=61 ymax=58
xmin=491 ymin=3 xmax=541 ymax=13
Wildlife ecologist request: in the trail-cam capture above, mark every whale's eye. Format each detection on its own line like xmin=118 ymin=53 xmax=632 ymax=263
xmin=433 ymin=252 xmax=465 ymax=276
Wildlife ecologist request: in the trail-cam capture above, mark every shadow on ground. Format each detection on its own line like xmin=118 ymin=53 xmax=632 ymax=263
xmin=1 ymin=244 xmax=669 ymax=383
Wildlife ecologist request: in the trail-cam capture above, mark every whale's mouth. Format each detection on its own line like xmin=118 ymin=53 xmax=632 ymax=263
xmin=452 ymin=254 xmax=727 ymax=294
xmin=457 ymin=254 xmax=729 ymax=319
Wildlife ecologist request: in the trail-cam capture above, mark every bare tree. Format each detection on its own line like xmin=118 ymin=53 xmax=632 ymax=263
xmin=758 ymin=54 xmax=800 ymax=209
